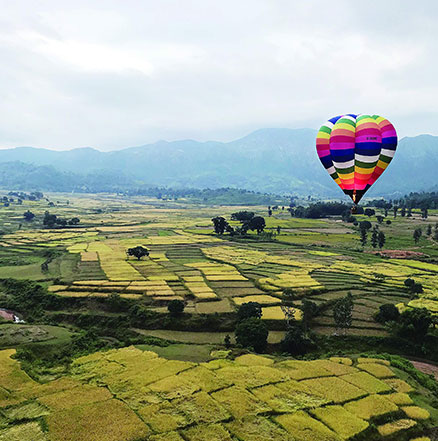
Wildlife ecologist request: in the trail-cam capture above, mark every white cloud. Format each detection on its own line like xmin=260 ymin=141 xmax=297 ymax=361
xmin=0 ymin=0 xmax=436 ymax=150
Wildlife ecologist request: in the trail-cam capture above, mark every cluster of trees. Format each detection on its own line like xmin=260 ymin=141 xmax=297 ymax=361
xmin=367 ymin=196 xmax=433 ymax=219
xmin=359 ymin=222 xmax=386 ymax=248
xmin=279 ymin=290 xmax=318 ymax=355
xmin=333 ymin=293 xmax=354 ymax=334
xmin=212 ymin=211 xmax=266 ymax=236
xmin=1 ymin=192 xmax=46 ymax=207
xmin=7 ymin=191 xmax=44 ymax=201
xmin=404 ymin=278 xmax=423 ymax=295
xmin=288 ymin=202 xmax=350 ymax=219
xmin=125 ymin=187 xmax=283 ymax=205
xmin=375 ymin=303 xmax=435 ymax=344
xmin=233 ymin=291 xmax=357 ymax=355
xmin=413 ymin=223 xmax=438 ymax=243
xmin=402 ymin=191 xmax=438 ymax=210
xmin=43 ymin=211 xmax=80 ymax=228
xmin=234 ymin=302 xmax=269 ymax=352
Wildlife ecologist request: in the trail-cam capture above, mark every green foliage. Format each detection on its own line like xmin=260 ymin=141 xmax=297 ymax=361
xmin=333 ymin=293 xmax=354 ymax=333
xmin=23 ymin=210 xmax=35 ymax=221
xmin=301 ymin=299 xmax=318 ymax=330
xmin=127 ymin=246 xmax=149 ymax=260
xmin=359 ymin=220 xmax=372 ymax=231
xmin=404 ymin=278 xmax=423 ymax=295
xmin=235 ymin=317 xmax=268 ymax=352
xmin=375 ymin=304 xmax=400 ymax=324
xmin=211 ymin=216 xmax=228 ymax=234
xmin=231 ymin=211 xmax=254 ymax=222
xmin=291 ymin=202 xmax=349 ymax=219
xmin=281 ymin=324 xmax=315 ymax=355
xmin=375 ymin=353 xmax=438 ymax=395
xmin=106 ymin=293 xmax=130 ymax=313
xmin=168 ymin=299 xmax=185 ymax=317
xmin=377 ymin=231 xmax=386 ymax=248
xmin=396 ymin=308 xmax=432 ymax=342
xmin=247 ymin=216 xmax=266 ymax=234
xmin=237 ymin=302 xmax=262 ymax=321
xmin=0 ymin=279 xmax=67 ymax=321
xmin=224 ymin=334 xmax=231 ymax=349
xmin=413 ymin=227 xmax=422 ymax=244
xmin=371 ymin=227 xmax=379 ymax=248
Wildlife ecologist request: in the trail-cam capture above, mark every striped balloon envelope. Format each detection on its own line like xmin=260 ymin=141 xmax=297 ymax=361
xmin=316 ymin=114 xmax=397 ymax=204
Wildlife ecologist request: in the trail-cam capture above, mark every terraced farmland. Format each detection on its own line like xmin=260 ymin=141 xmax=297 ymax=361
xmin=1 ymin=193 xmax=438 ymax=335
xmin=0 ymin=347 xmax=436 ymax=440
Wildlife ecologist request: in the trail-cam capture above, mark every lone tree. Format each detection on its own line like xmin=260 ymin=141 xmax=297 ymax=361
xmin=248 ymin=216 xmax=266 ymax=234
xmin=371 ymin=227 xmax=379 ymax=248
xmin=413 ymin=227 xmax=422 ymax=244
xmin=168 ymin=299 xmax=185 ymax=316
xmin=375 ymin=304 xmax=400 ymax=323
xmin=224 ymin=334 xmax=231 ymax=349
xmin=235 ymin=317 xmax=268 ymax=352
xmin=378 ymin=231 xmax=386 ymax=249
xmin=404 ymin=278 xmax=418 ymax=293
xmin=364 ymin=208 xmax=375 ymax=217
xmin=23 ymin=210 xmax=35 ymax=221
xmin=237 ymin=302 xmax=262 ymax=321
xmin=281 ymin=288 xmax=298 ymax=328
xmin=359 ymin=220 xmax=372 ymax=231
xmin=333 ymin=293 xmax=354 ymax=335
xmin=211 ymin=216 xmax=228 ymax=234
xmin=301 ymin=299 xmax=318 ymax=331
xmin=127 ymin=246 xmax=149 ymax=260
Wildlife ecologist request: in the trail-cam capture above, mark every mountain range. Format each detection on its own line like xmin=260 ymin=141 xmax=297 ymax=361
xmin=0 ymin=129 xmax=436 ymax=198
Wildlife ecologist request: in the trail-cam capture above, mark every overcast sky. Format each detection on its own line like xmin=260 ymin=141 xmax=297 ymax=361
xmin=0 ymin=0 xmax=437 ymax=150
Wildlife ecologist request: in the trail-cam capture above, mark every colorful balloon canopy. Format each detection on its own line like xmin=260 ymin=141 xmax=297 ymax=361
xmin=316 ymin=114 xmax=397 ymax=204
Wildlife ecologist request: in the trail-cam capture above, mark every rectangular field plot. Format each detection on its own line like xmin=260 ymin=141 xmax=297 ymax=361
xmin=185 ymin=261 xmax=247 ymax=281
xmin=261 ymin=306 xmax=301 ymax=321
xmin=310 ymin=405 xmax=369 ymax=440
xmin=232 ymin=295 xmax=281 ymax=305
xmin=299 ymin=377 xmax=366 ymax=403
xmin=195 ymin=299 xmax=233 ymax=313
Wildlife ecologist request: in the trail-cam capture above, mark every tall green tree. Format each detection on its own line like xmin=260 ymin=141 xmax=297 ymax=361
xmin=237 ymin=302 xmax=262 ymax=321
xmin=371 ymin=227 xmax=379 ymax=248
xmin=211 ymin=216 xmax=228 ymax=234
xmin=413 ymin=227 xmax=422 ymax=244
xmin=333 ymin=293 xmax=354 ymax=335
xmin=248 ymin=216 xmax=266 ymax=234
xmin=235 ymin=317 xmax=268 ymax=353
xmin=378 ymin=231 xmax=386 ymax=248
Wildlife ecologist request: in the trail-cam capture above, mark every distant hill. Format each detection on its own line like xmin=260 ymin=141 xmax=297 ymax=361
xmin=0 ymin=129 xmax=436 ymax=197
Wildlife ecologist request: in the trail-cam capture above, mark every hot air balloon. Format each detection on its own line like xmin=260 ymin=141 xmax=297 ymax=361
xmin=316 ymin=114 xmax=397 ymax=205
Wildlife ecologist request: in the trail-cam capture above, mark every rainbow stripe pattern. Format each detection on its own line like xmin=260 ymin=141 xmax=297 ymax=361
xmin=316 ymin=114 xmax=397 ymax=204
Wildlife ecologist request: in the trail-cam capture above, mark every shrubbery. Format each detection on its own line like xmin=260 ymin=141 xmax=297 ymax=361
xmin=235 ymin=317 xmax=268 ymax=352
